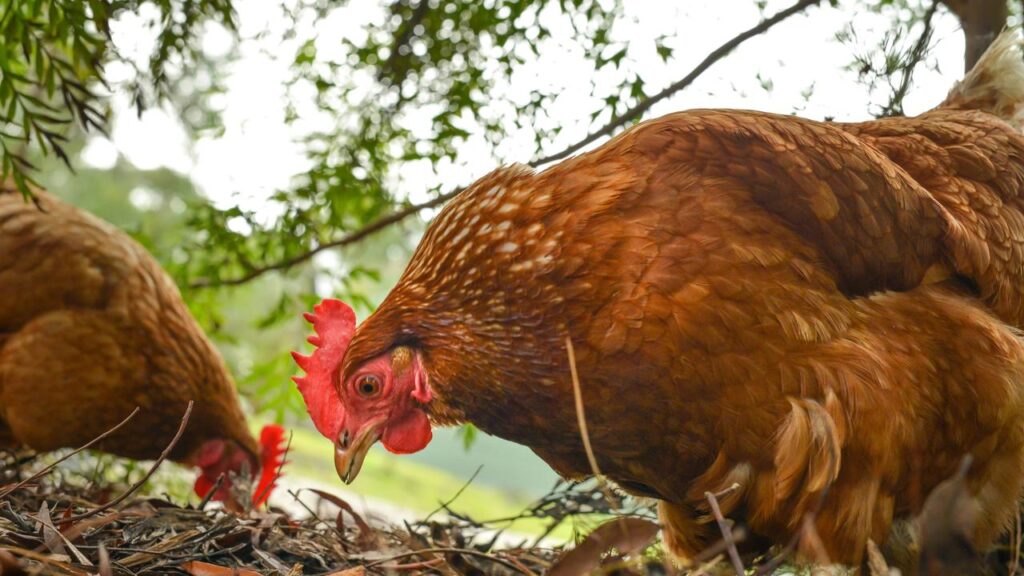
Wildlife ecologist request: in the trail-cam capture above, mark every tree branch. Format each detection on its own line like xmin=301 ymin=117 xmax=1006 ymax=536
xmin=189 ymin=0 xmax=821 ymax=290
xmin=189 ymin=188 xmax=460 ymax=288
xmin=879 ymin=0 xmax=939 ymax=118
xmin=533 ymin=0 xmax=822 ymax=166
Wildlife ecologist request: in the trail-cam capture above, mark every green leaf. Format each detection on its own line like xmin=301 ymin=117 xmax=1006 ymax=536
xmin=458 ymin=424 xmax=478 ymax=451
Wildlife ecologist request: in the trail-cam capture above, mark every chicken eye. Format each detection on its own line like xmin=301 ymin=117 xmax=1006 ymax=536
xmin=356 ymin=375 xmax=381 ymax=397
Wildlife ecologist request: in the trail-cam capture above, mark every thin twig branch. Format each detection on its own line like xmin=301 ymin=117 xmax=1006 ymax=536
xmin=65 ymin=401 xmax=193 ymax=522
xmin=190 ymin=0 xmax=820 ymax=290
xmin=422 ymin=464 xmax=483 ymax=524
xmin=196 ymin=473 xmax=225 ymax=511
xmin=0 ymin=407 xmax=141 ymax=499
xmin=189 ymin=188 xmax=460 ymax=288
xmin=535 ymin=0 xmax=821 ymax=165
xmin=879 ymin=0 xmax=938 ymax=117
xmin=364 ymin=547 xmax=532 ymax=574
xmin=704 ymin=489 xmax=745 ymax=575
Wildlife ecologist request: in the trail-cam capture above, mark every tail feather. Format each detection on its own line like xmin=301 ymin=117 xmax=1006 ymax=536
xmin=941 ymin=28 xmax=1024 ymax=130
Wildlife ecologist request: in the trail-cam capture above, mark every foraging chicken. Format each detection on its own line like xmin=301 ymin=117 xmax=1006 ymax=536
xmin=0 ymin=188 xmax=284 ymax=508
xmin=294 ymin=32 xmax=1024 ymax=564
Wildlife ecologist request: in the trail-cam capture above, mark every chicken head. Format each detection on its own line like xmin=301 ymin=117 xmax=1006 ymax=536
xmin=292 ymin=299 xmax=432 ymax=484
xmin=191 ymin=423 xmax=287 ymax=508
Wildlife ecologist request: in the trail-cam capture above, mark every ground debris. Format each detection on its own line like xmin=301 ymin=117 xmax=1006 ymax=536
xmin=10 ymin=448 xmax=1022 ymax=575
xmin=1 ymin=453 xmax=618 ymax=575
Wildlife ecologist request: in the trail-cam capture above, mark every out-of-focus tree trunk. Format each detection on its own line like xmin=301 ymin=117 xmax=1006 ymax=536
xmin=940 ymin=0 xmax=1009 ymax=69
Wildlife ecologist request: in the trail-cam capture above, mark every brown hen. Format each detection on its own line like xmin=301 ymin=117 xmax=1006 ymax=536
xmin=294 ymin=32 xmax=1024 ymax=565
xmin=0 ymin=188 xmax=284 ymax=508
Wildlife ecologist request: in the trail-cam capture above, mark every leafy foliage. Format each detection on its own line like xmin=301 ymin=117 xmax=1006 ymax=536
xmin=837 ymin=0 xmax=940 ymax=117
xmin=179 ymin=0 xmax=635 ymax=292
xmin=0 ymin=0 xmax=234 ymax=197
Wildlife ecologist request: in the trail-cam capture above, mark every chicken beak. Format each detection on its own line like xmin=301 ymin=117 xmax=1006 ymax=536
xmin=334 ymin=424 xmax=381 ymax=484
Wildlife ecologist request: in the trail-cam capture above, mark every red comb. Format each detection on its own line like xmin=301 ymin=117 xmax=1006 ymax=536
xmin=292 ymin=299 xmax=355 ymax=439
xmin=253 ymin=424 xmax=287 ymax=506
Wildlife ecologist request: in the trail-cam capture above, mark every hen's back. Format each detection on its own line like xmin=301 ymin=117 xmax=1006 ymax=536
xmin=0 ymin=187 xmax=165 ymax=332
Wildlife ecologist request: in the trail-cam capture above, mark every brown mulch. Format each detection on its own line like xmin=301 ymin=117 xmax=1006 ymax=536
xmin=0 ymin=448 xmax=671 ymax=576
xmin=4 ymin=440 xmax=1017 ymax=575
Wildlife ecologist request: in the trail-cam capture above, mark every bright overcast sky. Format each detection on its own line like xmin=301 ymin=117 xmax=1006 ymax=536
xmin=82 ymin=0 xmax=966 ymax=214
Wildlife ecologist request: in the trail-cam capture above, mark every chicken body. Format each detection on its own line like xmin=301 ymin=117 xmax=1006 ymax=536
xmin=304 ymin=34 xmax=1024 ymax=564
xmin=0 ymin=188 xmax=266 ymax=499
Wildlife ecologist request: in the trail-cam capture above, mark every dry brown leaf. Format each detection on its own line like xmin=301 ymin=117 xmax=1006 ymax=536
xmin=252 ymin=548 xmax=291 ymax=573
xmin=548 ymin=517 xmax=660 ymax=576
xmin=36 ymin=502 xmax=65 ymax=556
xmin=308 ymin=488 xmax=376 ymax=547
xmin=34 ymin=502 xmax=93 ymax=566
xmin=180 ymin=560 xmax=263 ymax=576
xmin=121 ymin=529 xmax=201 ymax=567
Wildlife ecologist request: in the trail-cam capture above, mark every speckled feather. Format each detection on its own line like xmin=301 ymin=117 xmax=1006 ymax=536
xmin=0 ymin=188 xmax=257 ymax=463
xmin=341 ymin=37 xmax=1024 ymax=566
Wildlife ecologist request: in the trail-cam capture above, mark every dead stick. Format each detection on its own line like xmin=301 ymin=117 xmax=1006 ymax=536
xmin=704 ymin=490 xmax=745 ymax=575
xmin=693 ymin=526 xmax=748 ymax=564
xmin=566 ymin=337 xmax=601 ymax=480
xmin=65 ymin=401 xmax=193 ymax=522
xmin=365 ymin=547 xmax=531 ymax=574
xmin=0 ymin=407 xmax=140 ymax=498
xmin=377 ymin=558 xmax=446 ymax=570
xmin=197 ymin=472 xmax=226 ymax=511
xmin=422 ymin=464 xmax=482 ymax=523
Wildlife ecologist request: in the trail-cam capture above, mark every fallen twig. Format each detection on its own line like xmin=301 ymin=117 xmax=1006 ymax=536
xmin=704 ymin=488 xmax=745 ymax=575
xmin=197 ymin=472 xmax=226 ymax=511
xmin=365 ymin=546 xmax=532 ymax=575
xmin=422 ymin=464 xmax=482 ymax=524
xmin=65 ymin=401 xmax=193 ymax=522
xmin=566 ymin=337 xmax=602 ymax=482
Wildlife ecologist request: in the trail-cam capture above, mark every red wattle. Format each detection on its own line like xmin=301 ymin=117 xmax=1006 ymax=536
xmin=381 ymin=409 xmax=432 ymax=454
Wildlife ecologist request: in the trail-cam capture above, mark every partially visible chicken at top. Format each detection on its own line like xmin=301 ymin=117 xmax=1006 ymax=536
xmin=294 ymin=31 xmax=1024 ymax=567
xmin=0 ymin=188 xmax=284 ymax=508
